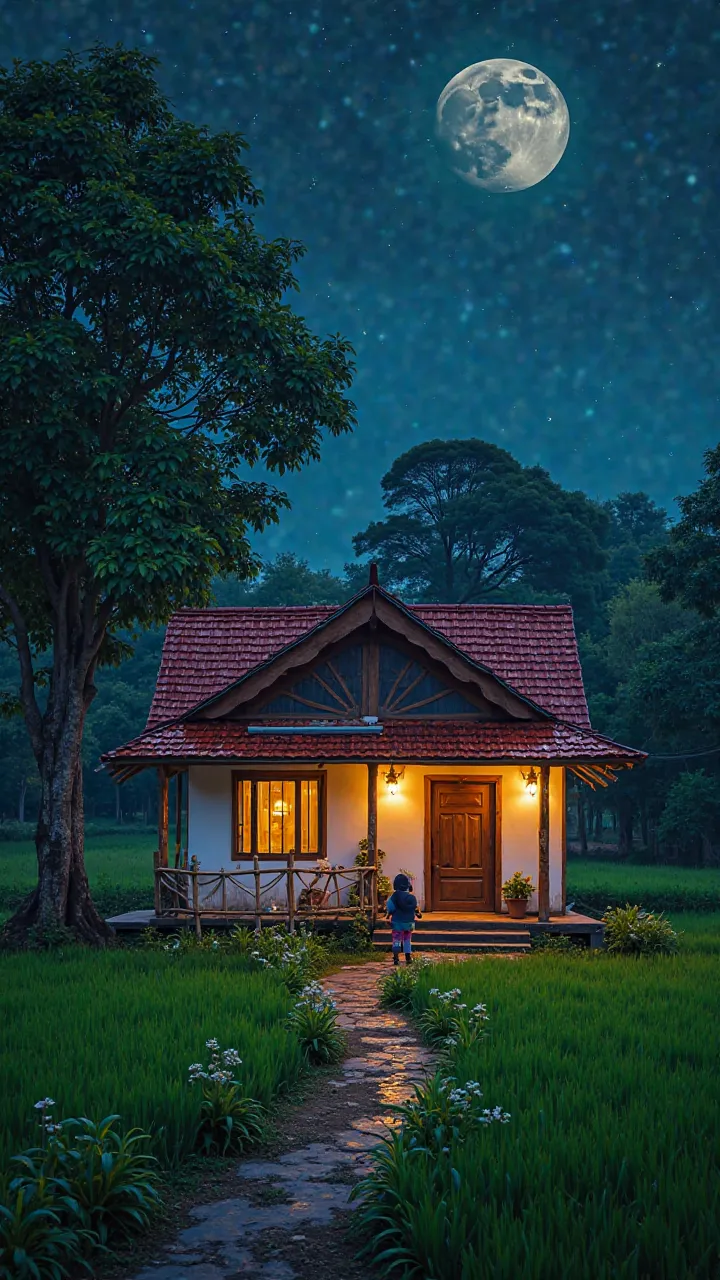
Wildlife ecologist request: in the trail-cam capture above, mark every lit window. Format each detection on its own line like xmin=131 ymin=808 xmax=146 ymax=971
xmin=234 ymin=775 xmax=323 ymax=859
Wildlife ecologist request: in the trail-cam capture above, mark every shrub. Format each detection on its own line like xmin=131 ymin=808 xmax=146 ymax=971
xmin=602 ymin=903 xmax=679 ymax=956
xmin=378 ymin=958 xmax=430 ymax=1011
xmin=530 ymin=932 xmax=585 ymax=954
xmin=16 ymin=1116 xmax=160 ymax=1249
xmin=0 ymin=1181 xmax=91 ymax=1280
xmin=287 ymin=983 xmax=345 ymax=1065
xmin=419 ymin=989 xmax=490 ymax=1063
xmin=248 ymin=925 xmax=324 ymax=993
xmin=188 ymin=1040 xmax=265 ymax=1157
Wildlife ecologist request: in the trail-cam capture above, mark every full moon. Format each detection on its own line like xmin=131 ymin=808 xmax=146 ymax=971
xmin=435 ymin=58 xmax=570 ymax=193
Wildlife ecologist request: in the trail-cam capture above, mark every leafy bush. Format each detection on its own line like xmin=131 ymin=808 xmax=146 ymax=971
xmin=378 ymin=958 xmax=430 ymax=1011
xmin=602 ymin=903 xmax=679 ymax=956
xmin=349 ymin=837 xmax=392 ymax=903
xmin=287 ymin=983 xmax=345 ymax=1065
xmin=530 ymin=932 xmax=585 ymax=954
xmin=0 ymin=1179 xmax=94 ymax=1280
xmin=11 ymin=1113 xmax=161 ymax=1249
xmin=419 ymin=988 xmax=490 ymax=1055
xmin=188 ymin=1040 xmax=265 ymax=1157
xmin=248 ymin=925 xmax=325 ymax=993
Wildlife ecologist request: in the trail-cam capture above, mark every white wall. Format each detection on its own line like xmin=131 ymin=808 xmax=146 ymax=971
xmin=187 ymin=762 xmax=565 ymax=913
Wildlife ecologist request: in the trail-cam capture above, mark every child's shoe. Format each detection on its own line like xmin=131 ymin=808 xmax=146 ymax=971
xmin=393 ymin=951 xmax=400 ymax=966
xmin=405 ymin=952 xmax=413 ymax=964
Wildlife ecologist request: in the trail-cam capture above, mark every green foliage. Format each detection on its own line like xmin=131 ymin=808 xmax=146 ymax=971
xmin=351 ymin=838 xmax=391 ymax=902
xmin=352 ymin=438 xmax=609 ymax=628
xmin=353 ymin=952 xmax=720 ymax=1279
xmin=378 ymin=958 xmax=430 ymax=1010
xmin=11 ymin=1115 xmax=160 ymax=1249
xmin=0 ymin=1182 xmax=91 ymax=1280
xmin=501 ymin=870 xmax=535 ymax=901
xmin=530 ymin=931 xmax=584 ymax=953
xmin=602 ymin=904 xmax=679 ymax=956
xmin=213 ymin=553 xmax=352 ymax=606
xmin=188 ymin=1041 xmax=265 ymax=1157
xmin=657 ymin=771 xmax=720 ymax=858
xmin=647 ymin=443 xmax=720 ymax=617
xmin=567 ymin=861 xmax=720 ymax=914
xmin=246 ymin=925 xmax=324 ymax=993
xmin=419 ymin=988 xmax=490 ymax=1055
xmin=286 ymin=983 xmax=345 ymax=1065
xmin=0 ymin=948 xmax=301 ymax=1170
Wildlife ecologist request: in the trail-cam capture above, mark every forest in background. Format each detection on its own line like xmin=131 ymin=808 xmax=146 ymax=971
xmin=1 ymin=436 xmax=718 ymax=867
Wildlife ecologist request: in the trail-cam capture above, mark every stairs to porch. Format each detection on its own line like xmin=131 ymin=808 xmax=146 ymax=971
xmin=372 ymin=914 xmax=532 ymax=954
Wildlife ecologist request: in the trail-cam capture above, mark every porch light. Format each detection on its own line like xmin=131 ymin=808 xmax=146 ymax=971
xmin=521 ymin=767 xmax=538 ymax=798
xmin=384 ymin=763 xmax=405 ymax=795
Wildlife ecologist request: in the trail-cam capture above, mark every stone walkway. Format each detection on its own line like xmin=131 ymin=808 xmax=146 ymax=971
xmin=132 ymin=961 xmax=436 ymax=1280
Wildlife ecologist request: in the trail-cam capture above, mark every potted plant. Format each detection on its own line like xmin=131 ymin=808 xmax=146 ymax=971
xmin=502 ymin=871 xmax=536 ymax=919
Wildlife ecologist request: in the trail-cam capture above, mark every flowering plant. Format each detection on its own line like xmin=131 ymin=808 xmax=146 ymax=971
xmin=501 ymin=871 xmax=536 ymax=901
xmin=188 ymin=1039 xmax=264 ymax=1156
xmin=287 ymin=982 xmax=345 ymax=1064
xmin=420 ymin=987 xmax=490 ymax=1052
xmin=248 ymin=924 xmax=324 ymax=993
xmin=388 ymin=1072 xmax=510 ymax=1158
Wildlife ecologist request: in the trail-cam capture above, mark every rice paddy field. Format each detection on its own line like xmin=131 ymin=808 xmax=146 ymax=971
xmin=397 ymin=932 xmax=720 ymax=1279
xmin=0 ymin=949 xmax=302 ymax=1170
xmin=566 ymin=858 xmax=720 ymax=914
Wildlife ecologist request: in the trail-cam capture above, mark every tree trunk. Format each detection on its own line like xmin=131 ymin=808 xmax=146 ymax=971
xmin=577 ymin=793 xmax=588 ymax=854
xmin=18 ymin=777 xmax=27 ymax=824
xmin=2 ymin=644 xmax=114 ymax=947
xmin=618 ymin=806 xmax=634 ymax=858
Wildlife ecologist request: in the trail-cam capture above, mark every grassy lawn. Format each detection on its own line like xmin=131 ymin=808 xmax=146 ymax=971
xmin=567 ymin=858 xmax=720 ymax=913
xmin=400 ymin=926 xmax=720 ymax=1278
xmin=0 ymin=948 xmax=303 ymax=1171
xmin=0 ymin=830 xmax=152 ymax=896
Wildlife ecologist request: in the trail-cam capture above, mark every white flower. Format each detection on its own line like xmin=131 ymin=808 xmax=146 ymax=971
xmin=34 ymin=1098 xmax=55 ymax=1111
xmin=222 ymin=1048 xmax=242 ymax=1067
xmin=205 ymin=1037 xmax=220 ymax=1051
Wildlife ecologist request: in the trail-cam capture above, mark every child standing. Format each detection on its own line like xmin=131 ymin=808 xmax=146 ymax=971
xmin=385 ymin=873 xmax=422 ymax=965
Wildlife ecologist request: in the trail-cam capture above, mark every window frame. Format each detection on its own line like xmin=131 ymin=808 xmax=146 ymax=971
xmin=231 ymin=771 xmax=327 ymax=861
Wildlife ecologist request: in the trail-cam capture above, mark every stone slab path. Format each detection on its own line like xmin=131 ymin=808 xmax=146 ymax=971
xmin=131 ymin=961 xmax=438 ymax=1280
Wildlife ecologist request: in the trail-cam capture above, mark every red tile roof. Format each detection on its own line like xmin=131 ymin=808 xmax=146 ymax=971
xmin=103 ymin=719 xmax=644 ymax=765
xmin=147 ymin=601 xmax=590 ymax=729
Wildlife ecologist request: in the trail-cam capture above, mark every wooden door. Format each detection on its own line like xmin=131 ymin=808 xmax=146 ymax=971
xmin=430 ymin=781 xmax=495 ymax=911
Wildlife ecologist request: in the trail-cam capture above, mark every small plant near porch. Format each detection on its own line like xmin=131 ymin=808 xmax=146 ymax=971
xmin=502 ymin=870 xmax=536 ymax=919
xmin=350 ymin=838 xmax=392 ymax=906
xmin=287 ymin=982 xmax=345 ymax=1065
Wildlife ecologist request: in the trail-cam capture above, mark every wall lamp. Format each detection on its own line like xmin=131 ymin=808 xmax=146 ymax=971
xmin=384 ymin=763 xmax=405 ymax=795
xmin=521 ymin=766 xmax=538 ymax=798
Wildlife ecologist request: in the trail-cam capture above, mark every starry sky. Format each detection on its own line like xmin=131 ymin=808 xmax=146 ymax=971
xmin=1 ymin=0 xmax=718 ymax=570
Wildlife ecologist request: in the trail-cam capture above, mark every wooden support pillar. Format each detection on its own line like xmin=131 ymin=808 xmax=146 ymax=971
xmin=367 ymin=762 xmax=378 ymax=920
xmin=157 ymin=767 xmax=169 ymax=868
xmin=538 ymin=763 xmax=550 ymax=922
xmin=174 ymin=772 xmax=184 ymax=869
xmin=560 ymin=766 xmax=567 ymax=915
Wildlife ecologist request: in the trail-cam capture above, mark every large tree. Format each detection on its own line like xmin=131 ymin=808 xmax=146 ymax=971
xmin=352 ymin=439 xmax=608 ymax=626
xmin=646 ymin=444 xmax=720 ymax=616
xmin=0 ymin=46 xmax=355 ymax=943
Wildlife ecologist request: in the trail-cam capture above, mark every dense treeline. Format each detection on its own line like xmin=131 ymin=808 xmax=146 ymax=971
xmin=2 ymin=436 xmax=719 ymax=864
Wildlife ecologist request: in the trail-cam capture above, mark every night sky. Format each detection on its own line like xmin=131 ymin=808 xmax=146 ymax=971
xmin=2 ymin=0 xmax=718 ymax=570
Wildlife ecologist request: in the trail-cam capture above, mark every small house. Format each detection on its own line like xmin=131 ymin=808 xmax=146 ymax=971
xmin=103 ymin=574 xmax=644 ymax=942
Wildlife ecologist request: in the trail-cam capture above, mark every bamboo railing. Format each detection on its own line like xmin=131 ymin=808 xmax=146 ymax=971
xmin=154 ymin=856 xmax=377 ymax=938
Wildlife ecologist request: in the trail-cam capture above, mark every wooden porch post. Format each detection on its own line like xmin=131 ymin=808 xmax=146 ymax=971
xmin=174 ymin=771 xmax=183 ymax=868
xmin=367 ymin=762 xmax=378 ymax=921
xmin=560 ymin=766 xmax=567 ymax=915
xmin=155 ymin=766 xmax=169 ymax=917
xmin=538 ymin=763 xmax=550 ymax=922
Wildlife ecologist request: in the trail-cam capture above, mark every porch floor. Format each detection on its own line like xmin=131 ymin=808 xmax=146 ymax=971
xmin=105 ymin=908 xmax=602 ymax=936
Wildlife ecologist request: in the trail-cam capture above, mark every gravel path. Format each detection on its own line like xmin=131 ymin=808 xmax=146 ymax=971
xmin=131 ymin=961 xmax=436 ymax=1280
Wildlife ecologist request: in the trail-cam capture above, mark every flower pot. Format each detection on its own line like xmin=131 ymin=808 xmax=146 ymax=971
xmin=505 ymin=897 xmax=529 ymax=920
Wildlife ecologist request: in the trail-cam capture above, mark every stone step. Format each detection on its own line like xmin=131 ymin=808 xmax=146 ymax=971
xmin=408 ymin=917 xmax=532 ymax=932
xmin=372 ymin=926 xmax=531 ymax=953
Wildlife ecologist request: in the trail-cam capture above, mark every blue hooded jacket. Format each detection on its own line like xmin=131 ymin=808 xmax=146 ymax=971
xmin=385 ymin=874 xmax=419 ymax=929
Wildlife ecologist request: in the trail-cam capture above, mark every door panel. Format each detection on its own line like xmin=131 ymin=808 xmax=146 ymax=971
xmin=430 ymin=782 xmax=495 ymax=911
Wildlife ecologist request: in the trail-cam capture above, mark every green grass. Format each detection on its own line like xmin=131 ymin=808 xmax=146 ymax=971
xmin=567 ymin=858 xmax=720 ymax=914
xmin=384 ymin=937 xmax=720 ymax=1279
xmin=0 ymin=831 xmax=153 ymax=915
xmin=0 ymin=948 xmax=304 ymax=1171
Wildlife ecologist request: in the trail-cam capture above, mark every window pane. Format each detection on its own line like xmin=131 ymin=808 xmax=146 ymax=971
xmin=257 ymin=781 xmax=270 ymax=854
xmin=300 ymin=780 xmax=320 ymax=854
